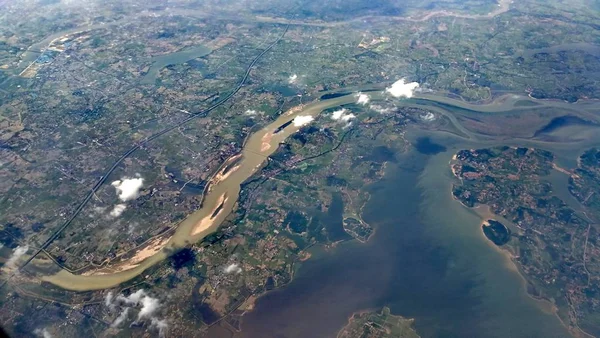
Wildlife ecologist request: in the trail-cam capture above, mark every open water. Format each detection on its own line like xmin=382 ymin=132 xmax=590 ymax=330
xmin=234 ymin=127 xmax=590 ymax=338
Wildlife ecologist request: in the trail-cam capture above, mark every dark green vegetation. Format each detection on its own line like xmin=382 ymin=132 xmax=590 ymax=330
xmin=337 ymin=307 xmax=419 ymax=338
xmin=570 ymin=149 xmax=600 ymax=219
xmin=482 ymin=220 xmax=511 ymax=246
xmin=453 ymin=146 xmax=600 ymax=336
xmin=343 ymin=217 xmax=373 ymax=242
xmin=169 ymin=248 xmax=197 ymax=270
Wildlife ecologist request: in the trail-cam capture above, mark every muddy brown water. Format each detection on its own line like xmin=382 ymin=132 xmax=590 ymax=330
xmin=39 ymin=90 xmax=600 ymax=338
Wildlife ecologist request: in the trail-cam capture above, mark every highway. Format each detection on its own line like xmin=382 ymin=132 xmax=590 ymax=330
xmin=17 ymin=24 xmax=290 ymax=273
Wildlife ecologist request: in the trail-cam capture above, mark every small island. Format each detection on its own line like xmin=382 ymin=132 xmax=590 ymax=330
xmin=343 ymin=216 xmax=374 ymax=242
xmin=482 ymin=220 xmax=511 ymax=246
xmin=337 ymin=307 xmax=420 ymax=338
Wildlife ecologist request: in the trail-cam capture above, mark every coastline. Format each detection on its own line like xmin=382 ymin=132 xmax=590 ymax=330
xmin=448 ymin=150 xmax=591 ymax=338
xmin=336 ymin=307 xmax=420 ymax=338
xmin=230 ymin=163 xmax=388 ymax=333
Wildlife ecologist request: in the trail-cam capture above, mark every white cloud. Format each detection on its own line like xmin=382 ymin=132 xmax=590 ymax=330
xmin=93 ymin=206 xmax=107 ymax=213
xmin=386 ymin=78 xmax=420 ymax=98
xmin=127 ymin=222 xmax=138 ymax=234
xmin=111 ymin=307 xmax=130 ymax=328
xmin=224 ymin=263 xmax=242 ymax=274
xmin=109 ymin=289 xmax=164 ymax=329
xmin=111 ymin=177 xmax=144 ymax=202
xmin=105 ymin=292 xmax=114 ymax=307
xmin=244 ymin=109 xmax=265 ymax=118
xmin=331 ymin=109 xmax=345 ymax=120
xmin=356 ymin=92 xmax=370 ymax=105
xmin=420 ymin=112 xmax=436 ymax=121
xmin=288 ymin=74 xmax=298 ymax=84
xmin=342 ymin=114 xmax=356 ymax=122
xmin=117 ymin=289 xmax=147 ymax=305
xmin=5 ymin=245 xmax=28 ymax=269
xmin=34 ymin=328 xmax=53 ymax=338
xmin=330 ymin=109 xmax=356 ymax=123
xmin=292 ymin=115 xmax=314 ymax=127
xmin=151 ymin=318 xmax=169 ymax=337
xmin=109 ymin=204 xmax=127 ymax=218
xmin=369 ymin=104 xmax=394 ymax=114
xmin=138 ymin=295 xmax=161 ymax=320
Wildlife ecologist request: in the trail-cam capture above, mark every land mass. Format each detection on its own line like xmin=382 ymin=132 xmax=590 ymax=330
xmin=337 ymin=307 xmax=420 ymax=338
xmin=452 ymin=146 xmax=600 ymax=337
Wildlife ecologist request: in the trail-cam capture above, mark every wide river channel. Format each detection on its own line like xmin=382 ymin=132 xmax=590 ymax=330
xmin=41 ymin=88 xmax=600 ymax=337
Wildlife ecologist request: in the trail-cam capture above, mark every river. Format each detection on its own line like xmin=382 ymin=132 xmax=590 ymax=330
xmin=40 ymin=89 xmax=600 ymax=286
xmin=37 ymin=88 xmax=600 ymax=337
xmin=41 ymin=92 xmax=362 ymax=290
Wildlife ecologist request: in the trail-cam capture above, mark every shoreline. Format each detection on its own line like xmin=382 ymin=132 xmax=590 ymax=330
xmin=449 ymin=151 xmax=592 ymax=338
xmin=336 ymin=306 xmax=420 ymax=338
xmin=36 ymin=89 xmax=600 ymax=292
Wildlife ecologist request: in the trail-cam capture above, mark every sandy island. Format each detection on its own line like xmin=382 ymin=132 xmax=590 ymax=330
xmin=191 ymin=193 xmax=228 ymax=236
xmin=85 ymin=236 xmax=170 ymax=275
xmin=260 ymin=131 xmax=273 ymax=152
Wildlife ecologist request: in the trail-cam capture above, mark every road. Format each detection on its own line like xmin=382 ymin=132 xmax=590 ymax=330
xmin=16 ymin=24 xmax=290 ymax=273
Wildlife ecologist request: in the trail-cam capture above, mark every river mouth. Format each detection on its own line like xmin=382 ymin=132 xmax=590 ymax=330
xmin=230 ymin=127 xmax=589 ymax=338
xmin=218 ymin=97 xmax=600 ymax=337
